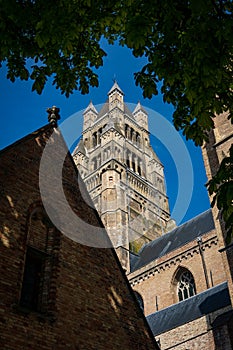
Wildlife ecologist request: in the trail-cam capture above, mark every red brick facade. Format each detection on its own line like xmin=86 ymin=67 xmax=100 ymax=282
xmin=157 ymin=308 xmax=232 ymax=350
xmin=202 ymin=112 xmax=233 ymax=300
xmin=129 ymin=229 xmax=227 ymax=315
xmin=0 ymin=124 xmax=158 ymax=349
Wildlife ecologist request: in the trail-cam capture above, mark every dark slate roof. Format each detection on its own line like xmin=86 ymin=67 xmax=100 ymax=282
xmin=97 ymin=101 xmax=135 ymax=121
xmin=211 ymin=309 xmax=233 ymax=328
xmin=130 ymin=209 xmax=214 ymax=272
xmin=97 ymin=101 xmax=109 ymax=119
xmin=147 ymin=282 xmax=231 ymax=336
xmin=130 ymin=252 xmax=140 ymax=271
xmin=124 ymin=103 xmax=135 ymax=119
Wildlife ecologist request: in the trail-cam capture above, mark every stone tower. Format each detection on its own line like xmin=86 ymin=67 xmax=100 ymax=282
xmin=73 ymin=82 xmax=171 ymax=271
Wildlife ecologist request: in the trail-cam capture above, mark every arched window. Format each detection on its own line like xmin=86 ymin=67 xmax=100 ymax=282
xmin=20 ymin=205 xmax=59 ymax=314
xmin=177 ymin=269 xmax=196 ymax=302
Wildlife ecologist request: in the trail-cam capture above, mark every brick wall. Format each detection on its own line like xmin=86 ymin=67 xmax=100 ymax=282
xmin=0 ymin=125 xmax=158 ymax=350
xmin=157 ymin=308 xmax=233 ymax=350
xmin=129 ymin=230 xmax=226 ymax=315
xmin=201 ymin=112 xmax=233 ymax=302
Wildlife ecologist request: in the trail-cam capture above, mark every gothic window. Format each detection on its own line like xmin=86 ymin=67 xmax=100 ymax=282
xmin=20 ymin=206 xmax=59 ymax=314
xmin=177 ymin=269 xmax=196 ymax=302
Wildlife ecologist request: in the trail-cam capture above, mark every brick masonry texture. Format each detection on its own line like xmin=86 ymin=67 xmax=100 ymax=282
xmin=0 ymin=125 xmax=158 ymax=350
xmin=126 ymin=111 xmax=233 ymax=349
xmin=157 ymin=308 xmax=232 ymax=350
xmin=129 ymin=229 xmax=227 ymax=315
xmin=202 ymin=112 xmax=233 ymax=301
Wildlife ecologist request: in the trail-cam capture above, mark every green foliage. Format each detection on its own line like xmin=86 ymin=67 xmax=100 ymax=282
xmin=0 ymin=0 xmax=233 ymax=239
xmin=0 ymin=0 xmax=125 ymax=96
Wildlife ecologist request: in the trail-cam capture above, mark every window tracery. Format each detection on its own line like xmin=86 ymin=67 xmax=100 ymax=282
xmin=177 ymin=269 xmax=196 ymax=301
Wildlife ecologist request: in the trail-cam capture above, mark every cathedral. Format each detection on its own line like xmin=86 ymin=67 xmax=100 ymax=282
xmin=73 ymin=81 xmax=173 ymax=272
xmin=0 ymin=81 xmax=232 ymax=349
xmin=73 ymin=82 xmax=233 ymax=349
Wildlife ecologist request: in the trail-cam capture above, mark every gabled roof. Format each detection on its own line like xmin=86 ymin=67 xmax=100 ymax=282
xmin=108 ymin=81 xmax=124 ymax=95
xmin=124 ymin=103 xmax=135 ymax=119
xmin=96 ymin=101 xmax=135 ymax=122
xmin=130 ymin=209 xmax=215 ymax=272
xmin=96 ymin=101 xmax=109 ymax=120
xmin=83 ymin=101 xmax=98 ymax=115
xmin=133 ymin=101 xmax=148 ymax=115
xmin=147 ymin=282 xmax=231 ymax=336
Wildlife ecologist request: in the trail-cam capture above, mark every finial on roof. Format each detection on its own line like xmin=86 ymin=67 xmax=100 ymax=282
xmin=47 ymin=106 xmax=61 ymax=127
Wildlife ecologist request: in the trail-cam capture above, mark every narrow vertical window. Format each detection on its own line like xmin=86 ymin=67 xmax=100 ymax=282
xmin=20 ymin=247 xmax=46 ymax=311
xmin=20 ymin=206 xmax=58 ymax=314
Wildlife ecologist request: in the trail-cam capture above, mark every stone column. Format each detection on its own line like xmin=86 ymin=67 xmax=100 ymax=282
xmin=97 ymin=131 xmax=100 ymax=145
xmin=135 ymin=157 xmax=139 ymax=174
xmin=129 ymin=153 xmax=133 ymax=170
xmin=132 ymin=130 xmax=136 ymax=143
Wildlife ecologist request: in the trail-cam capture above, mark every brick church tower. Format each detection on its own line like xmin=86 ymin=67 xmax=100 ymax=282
xmin=73 ymin=82 xmax=171 ymax=271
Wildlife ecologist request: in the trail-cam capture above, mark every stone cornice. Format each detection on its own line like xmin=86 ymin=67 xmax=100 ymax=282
xmin=124 ymin=114 xmax=149 ymax=133
xmin=128 ymin=235 xmax=218 ymax=286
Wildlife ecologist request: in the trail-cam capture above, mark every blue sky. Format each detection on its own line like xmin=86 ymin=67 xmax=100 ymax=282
xmin=0 ymin=41 xmax=210 ymax=225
